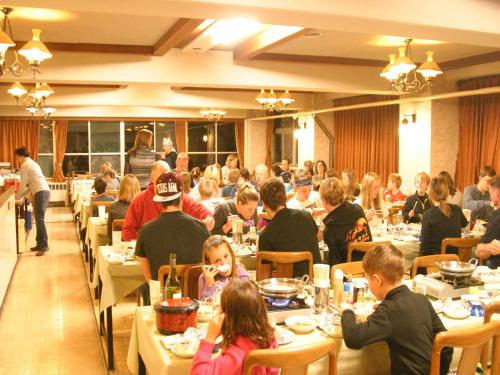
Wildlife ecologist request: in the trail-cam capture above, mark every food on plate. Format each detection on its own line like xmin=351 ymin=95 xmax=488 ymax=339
xmin=285 ymin=316 xmax=317 ymax=333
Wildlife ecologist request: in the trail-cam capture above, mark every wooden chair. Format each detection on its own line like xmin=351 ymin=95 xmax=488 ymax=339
xmin=481 ymin=301 xmax=500 ymax=372
xmin=410 ymin=254 xmax=460 ymax=278
xmin=184 ymin=265 xmax=204 ymax=299
xmin=331 ymin=262 xmax=365 ymax=279
xmin=105 ymin=189 xmax=119 ymax=197
xmin=441 ymin=237 xmax=480 ymax=262
xmin=256 ymin=251 xmax=313 ymax=281
xmin=430 ymin=321 xmax=500 ymax=375
xmin=243 ymin=338 xmax=337 ymax=375
xmin=90 ymin=200 xmax=114 ymax=216
xmin=111 ymin=219 xmax=124 ymax=231
xmin=347 ymin=241 xmax=391 ymax=263
xmin=157 ymin=263 xmax=201 ymax=296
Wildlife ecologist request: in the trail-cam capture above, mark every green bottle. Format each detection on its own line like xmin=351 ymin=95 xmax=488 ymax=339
xmin=164 ymin=253 xmax=182 ymax=299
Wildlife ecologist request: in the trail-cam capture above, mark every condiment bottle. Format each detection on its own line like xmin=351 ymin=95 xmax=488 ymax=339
xmin=333 ymin=269 xmax=344 ymax=307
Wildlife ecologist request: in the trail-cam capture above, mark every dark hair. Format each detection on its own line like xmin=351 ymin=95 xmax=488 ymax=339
xmin=271 ymin=163 xmax=282 ymax=177
xmin=103 ymin=170 xmax=116 ymax=179
xmin=489 ymin=176 xmax=500 ymax=190
xmin=429 ymin=177 xmax=451 ymax=217
xmin=202 ymin=235 xmax=238 ymax=278
xmin=313 ymin=160 xmax=328 ymax=176
xmin=14 ymin=147 xmax=30 ymax=158
xmin=160 ymin=196 xmax=181 ymax=208
xmin=438 ymin=171 xmax=456 ymax=196
xmin=479 ymin=165 xmax=496 ymax=178
xmin=227 ymin=169 xmax=241 ymax=184
xmin=282 ymin=157 xmax=290 ymax=164
xmin=190 ymin=167 xmax=202 ymax=180
xmin=240 ymin=168 xmax=251 ymax=182
xmin=363 ymin=244 xmax=404 ymax=284
xmin=127 ymin=129 xmax=153 ymax=157
xmin=220 ymin=280 xmax=274 ymax=349
xmin=93 ymin=177 xmax=107 ymax=194
xmin=260 ymin=178 xmax=286 ymax=210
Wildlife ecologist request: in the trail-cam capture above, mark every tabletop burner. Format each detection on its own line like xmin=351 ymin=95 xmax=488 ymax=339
xmin=264 ymin=296 xmax=308 ymax=311
xmin=430 ymin=274 xmax=483 ymax=289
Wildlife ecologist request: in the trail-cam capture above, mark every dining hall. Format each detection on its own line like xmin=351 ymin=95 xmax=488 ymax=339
xmin=0 ymin=1 xmax=499 ymax=374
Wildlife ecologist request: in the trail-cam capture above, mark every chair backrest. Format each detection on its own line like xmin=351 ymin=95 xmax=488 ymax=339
xmin=347 ymin=241 xmax=391 ymax=263
xmin=481 ymin=301 xmax=500 ymax=372
xmin=184 ymin=265 xmax=204 ymax=299
xmin=440 ymin=237 xmax=480 ymax=262
xmin=105 ymin=189 xmax=119 ymax=197
xmin=112 ymin=219 xmax=125 ymax=231
xmin=331 ymin=262 xmax=365 ymax=279
xmin=410 ymin=254 xmax=460 ymax=278
xmin=243 ymin=338 xmax=337 ymax=375
xmin=430 ymin=321 xmax=500 ymax=375
xmin=157 ymin=263 xmax=201 ymax=296
xmin=90 ymin=200 xmax=114 ymax=214
xmin=256 ymin=251 xmax=313 ymax=281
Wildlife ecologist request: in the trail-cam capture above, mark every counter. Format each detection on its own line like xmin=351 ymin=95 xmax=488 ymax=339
xmin=0 ymin=185 xmax=18 ymax=307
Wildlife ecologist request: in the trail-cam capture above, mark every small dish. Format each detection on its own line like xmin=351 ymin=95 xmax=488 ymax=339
xmin=443 ymin=303 xmax=470 ymax=319
xmin=274 ymin=326 xmax=295 ymax=346
xmin=170 ymin=342 xmax=200 ymax=358
xmin=285 ymin=316 xmax=317 ymax=334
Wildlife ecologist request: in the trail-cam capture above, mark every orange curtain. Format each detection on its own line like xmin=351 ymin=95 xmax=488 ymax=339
xmin=175 ymin=120 xmax=187 ymax=153
xmin=234 ymin=120 xmax=245 ymax=167
xmin=265 ymin=119 xmax=274 ymax=169
xmin=0 ymin=119 xmax=40 ymax=168
xmin=53 ymin=120 xmax=68 ymax=182
xmin=455 ymin=75 xmax=500 ymax=190
xmin=333 ymin=95 xmax=399 ymax=182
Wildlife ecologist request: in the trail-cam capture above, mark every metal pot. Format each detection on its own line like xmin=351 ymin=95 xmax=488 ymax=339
xmin=258 ymin=276 xmax=309 ymax=299
xmin=435 ymin=258 xmax=478 ymax=279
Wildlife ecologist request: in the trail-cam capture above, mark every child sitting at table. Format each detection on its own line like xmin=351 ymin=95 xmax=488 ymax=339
xmin=341 ymin=245 xmax=452 ymax=375
xmin=91 ymin=177 xmax=115 ymax=216
xmin=191 ymin=280 xmax=278 ymax=375
xmin=384 ymin=173 xmax=406 ymax=203
xmin=198 ymin=235 xmax=249 ymax=300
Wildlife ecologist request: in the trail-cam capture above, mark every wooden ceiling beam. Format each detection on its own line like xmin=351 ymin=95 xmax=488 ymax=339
xmin=153 ymin=18 xmax=207 ymax=56
xmin=251 ymin=52 xmax=387 ymax=67
xmin=0 ymin=82 xmax=127 ymax=89
xmin=233 ymin=27 xmax=311 ymax=61
xmin=13 ymin=41 xmax=153 ymax=55
xmin=440 ymin=50 xmax=500 ymax=70
xmin=171 ymin=86 xmax=313 ymax=94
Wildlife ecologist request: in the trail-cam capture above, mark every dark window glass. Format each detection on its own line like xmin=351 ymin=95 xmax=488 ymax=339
xmin=273 ymin=118 xmax=297 ymax=164
xmin=90 ymin=121 xmax=120 ymax=153
xmin=39 ymin=122 xmax=53 ymax=154
xmin=90 ymin=155 xmax=121 ymax=174
xmin=38 ymin=155 xmax=53 ymax=177
xmin=189 ymin=154 xmax=215 ymax=171
xmin=63 ymin=155 xmax=89 ymax=175
xmin=216 ymin=122 xmax=236 ymax=152
xmin=155 ymin=122 xmax=176 ymax=152
xmin=188 ymin=122 xmax=215 ymax=153
xmin=124 ymin=122 xmax=154 ymax=152
xmin=66 ymin=121 xmax=89 ymax=154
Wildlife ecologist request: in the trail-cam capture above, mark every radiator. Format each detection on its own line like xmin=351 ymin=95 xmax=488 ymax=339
xmin=47 ymin=181 xmax=68 ymax=205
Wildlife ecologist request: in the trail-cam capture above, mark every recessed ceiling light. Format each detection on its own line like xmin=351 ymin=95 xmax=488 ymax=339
xmin=208 ymin=19 xmax=261 ymax=45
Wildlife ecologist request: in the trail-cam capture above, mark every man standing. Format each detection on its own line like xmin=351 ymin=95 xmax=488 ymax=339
xmin=463 ymin=166 xmax=496 ymax=220
xmin=14 ymin=147 xmax=51 ymax=256
xmin=476 ymin=176 xmax=500 ymax=269
xmin=280 ymin=158 xmax=293 ymax=184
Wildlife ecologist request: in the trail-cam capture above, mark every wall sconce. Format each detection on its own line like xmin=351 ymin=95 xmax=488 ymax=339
xmin=401 ymin=113 xmax=417 ymax=125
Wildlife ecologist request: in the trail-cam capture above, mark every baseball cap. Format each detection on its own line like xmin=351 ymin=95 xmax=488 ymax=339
xmin=153 ymin=172 xmax=183 ymax=202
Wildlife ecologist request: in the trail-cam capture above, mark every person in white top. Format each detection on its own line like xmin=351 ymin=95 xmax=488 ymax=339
xmin=198 ymin=178 xmax=224 ymax=214
xmin=287 ymin=169 xmax=323 ymax=211
xmin=14 ymin=147 xmax=51 ymax=255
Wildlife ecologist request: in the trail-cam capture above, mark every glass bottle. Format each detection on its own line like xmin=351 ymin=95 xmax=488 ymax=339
xmin=163 ymin=253 xmax=182 ymax=299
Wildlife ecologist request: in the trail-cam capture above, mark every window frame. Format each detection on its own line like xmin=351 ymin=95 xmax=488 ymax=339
xmin=187 ymin=121 xmax=237 ymax=166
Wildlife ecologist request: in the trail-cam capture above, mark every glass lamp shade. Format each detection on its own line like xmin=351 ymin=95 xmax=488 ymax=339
xmin=0 ymin=29 xmax=15 ymax=54
xmin=416 ymin=51 xmax=443 ymax=78
xmin=19 ymin=29 xmax=53 ymax=64
xmin=43 ymin=107 xmax=56 ymax=115
xmin=255 ymin=89 xmax=269 ymax=105
xmin=7 ymin=82 xmax=27 ymax=97
xmin=380 ymin=54 xmax=398 ymax=80
xmin=26 ymin=106 xmax=37 ymax=114
xmin=279 ymin=90 xmax=295 ymax=105
xmin=391 ymin=46 xmax=416 ymax=74
xmin=267 ymin=90 xmax=278 ymax=105
xmin=36 ymin=82 xmax=54 ymax=98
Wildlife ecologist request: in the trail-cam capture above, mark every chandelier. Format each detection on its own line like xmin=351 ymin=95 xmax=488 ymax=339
xmin=380 ymin=39 xmax=443 ymax=94
xmin=8 ymin=82 xmax=56 ymax=118
xmin=0 ymin=7 xmax=53 ymax=78
xmin=200 ymin=109 xmax=226 ymax=123
xmin=256 ymin=89 xmax=294 ymax=112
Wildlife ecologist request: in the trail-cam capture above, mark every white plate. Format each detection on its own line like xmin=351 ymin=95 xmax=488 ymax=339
xmin=275 ymin=326 xmax=295 ymax=346
xmin=285 ymin=316 xmax=317 ymax=334
xmin=443 ymin=304 xmax=470 ymax=319
xmin=170 ymin=342 xmax=200 ymax=358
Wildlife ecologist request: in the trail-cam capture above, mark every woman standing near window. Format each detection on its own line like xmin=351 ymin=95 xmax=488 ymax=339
xmin=124 ymin=129 xmax=158 ymax=190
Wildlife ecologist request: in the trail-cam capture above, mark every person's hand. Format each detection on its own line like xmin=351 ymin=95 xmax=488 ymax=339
xmin=203 ymin=217 xmax=215 ymax=231
xmin=223 ymin=216 xmax=237 ymax=233
xmin=202 ymin=265 xmax=219 ymax=287
xmin=205 ymin=312 xmax=225 ymax=343
xmin=341 ymin=302 xmax=354 ymax=313
xmin=408 ymin=209 xmax=415 ymax=219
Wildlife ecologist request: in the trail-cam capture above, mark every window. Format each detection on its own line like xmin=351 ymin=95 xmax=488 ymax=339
xmin=273 ymin=118 xmax=298 ymax=165
xmin=38 ymin=121 xmax=54 ymax=177
xmin=187 ymin=121 xmax=237 ymax=171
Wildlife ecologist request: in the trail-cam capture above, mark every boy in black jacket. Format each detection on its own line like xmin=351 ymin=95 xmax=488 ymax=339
xmin=341 ymin=245 xmax=452 ymax=375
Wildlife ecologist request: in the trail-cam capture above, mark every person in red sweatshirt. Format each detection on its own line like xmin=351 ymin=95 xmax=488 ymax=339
xmin=191 ymin=280 xmax=278 ymax=375
xmin=122 ymin=161 xmax=214 ymax=241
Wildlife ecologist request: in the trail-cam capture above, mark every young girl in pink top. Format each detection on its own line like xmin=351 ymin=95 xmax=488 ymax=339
xmin=190 ymin=280 xmax=278 ymax=375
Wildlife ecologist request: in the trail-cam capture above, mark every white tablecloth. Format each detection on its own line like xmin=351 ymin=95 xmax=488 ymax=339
xmin=85 ymin=217 xmax=109 ymax=260
xmin=96 ymin=246 xmax=144 ymax=312
xmin=127 ymin=303 xmax=493 ymax=375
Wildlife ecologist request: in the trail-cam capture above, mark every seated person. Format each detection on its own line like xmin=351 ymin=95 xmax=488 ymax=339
xmin=122 ymin=161 xmax=214 ymax=241
xmin=107 ymin=174 xmax=141 ymax=241
xmin=198 ymin=235 xmax=249 ymax=300
xmin=258 ymin=178 xmax=321 ymax=277
xmin=319 ymin=177 xmax=372 ymax=265
xmin=463 ymin=165 xmax=496 ymax=220
xmin=199 ymin=178 xmax=223 ymax=215
xmin=439 ymin=170 xmax=462 ymax=207
xmin=135 ymin=172 xmax=210 ymax=282
xmin=270 ymin=163 xmax=282 ymax=179
xmin=91 ymin=177 xmax=115 ymax=216
xmin=286 ymin=169 xmax=322 ymax=210
xmin=221 ymin=169 xmax=240 ymax=199
xmin=420 ymin=178 xmax=467 ymax=256
xmin=476 ymin=176 xmax=500 ymax=268
xmin=221 ymin=154 xmax=239 ymax=185
xmin=280 ymin=158 xmax=293 ymax=184
xmin=312 ymin=160 xmax=327 ymax=191
xmin=384 ymin=173 xmax=406 ymax=203
xmin=403 ymin=172 xmax=432 ymax=224
xmin=102 ymin=169 xmax=120 ymax=191
xmin=341 ymin=245 xmax=452 ymax=375
xmin=212 ymin=183 xmax=259 ymax=235
xmin=354 ymin=172 xmax=386 ymax=227
xmin=179 ymin=171 xmax=192 ymax=195
xmin=342 ymin=168 xmax=360 ymax=202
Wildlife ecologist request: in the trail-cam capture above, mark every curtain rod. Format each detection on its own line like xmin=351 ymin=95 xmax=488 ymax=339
xmin=246 ymin=86 xmax=500 ymax=122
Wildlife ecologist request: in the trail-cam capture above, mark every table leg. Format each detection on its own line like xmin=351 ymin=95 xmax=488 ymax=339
xmin=89 ymin=246 xmax=94 ymax=279
xmin=99 ymin=278 xmax=104 ymax=336
xmin=106 ymin=306 xmax=114 ymax=370
xmin=138 ymin=353 xmax=146 ymax=375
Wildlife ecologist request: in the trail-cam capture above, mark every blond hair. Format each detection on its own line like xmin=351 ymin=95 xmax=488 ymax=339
xmin=415 ymin=172 xmax=430 ymax=185
xmin=204 ymin=164 xmax=224 ymax=188
xmin=179 ymin=172 xmax=192 ymax=194
xmin=360 ymin=172 xmax=382 ymax=210
xmin=198 ymin=178 xmax=215 ymax=200
xmin=118 ymin=174 xmax=141 ymax=203
xmin=320 ymin=177 xmax=345 ymax=207
xmin=428 ymin=177 xmax=451 ymax=217
xmin=388 ymin=173 xmax=402 ymax=188
xmin=128 ymin=129 xmax=153 ymax=156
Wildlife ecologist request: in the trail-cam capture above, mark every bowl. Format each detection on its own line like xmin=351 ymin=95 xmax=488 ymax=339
xmin=170 ymin=342 xmax=200 ymax=358
xmin=285 ymin=316 xmax=317 ymax=334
